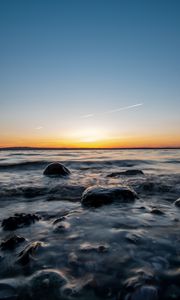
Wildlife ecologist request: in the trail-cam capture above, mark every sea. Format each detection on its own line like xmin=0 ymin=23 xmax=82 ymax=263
xmin=0 ymin=149 xmax=180 ymax=300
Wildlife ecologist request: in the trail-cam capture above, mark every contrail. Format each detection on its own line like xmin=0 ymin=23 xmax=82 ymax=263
xmin=81 ymin=103 xmax=143 ymax=118
xmin=80 ymin=114 xmax=95 ymax=119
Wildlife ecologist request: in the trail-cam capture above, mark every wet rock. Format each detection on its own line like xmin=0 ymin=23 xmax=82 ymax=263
xmin=54 ymin=221 xmax=70 ymax=233
xmin=107 ymin=170 xmax=144 ymax=177
xmin=43 ymin=162 xmax=70 ymax=176
xmin=2 ymin=213 xmax=40 ymax=231
xmin=53 ymin=216 xmax=67 ymax=225
xmin=124 ymin=268 xmax=156 ymax=289
xmin=61 ymin=275 xmax=93 ymax=299
xmin=17 ymin=241 xmax=42 ymax=265
xmin=130 ymin=285 xmax=159 ymax=300
xmin=150 ymin=208 xmax=164 ymax=215
xmin=122 ymin=269 xmax=158 ymax=300
xmin=29 ymin=269 xmax=67 ymax=300
xmin=174 ymin=198 xmax=180 ymax=207
xmin=81 ymin=186 xmax=138 ymax=207
xmin=80 ymin=242 xmax=109 ymax=253
xmin=0 ymin=235 xmax=25 ymax=250
xmin=68 ymin=252 xmax=78 ymax=266
xmin=138 ymin=206 xmax=146 ymax=210
xmin=91 ymin=273 xmax=124 ymax=299
xmin=125 ymin=232 xmax=143 ymax=244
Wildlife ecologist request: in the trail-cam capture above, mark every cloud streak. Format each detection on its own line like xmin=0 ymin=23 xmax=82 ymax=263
xmin=81 ymin=103 xmax=143 ymax=119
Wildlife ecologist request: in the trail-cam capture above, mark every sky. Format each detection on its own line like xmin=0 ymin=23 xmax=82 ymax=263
xmin=0 ymin=0 xmax=180 ymax=148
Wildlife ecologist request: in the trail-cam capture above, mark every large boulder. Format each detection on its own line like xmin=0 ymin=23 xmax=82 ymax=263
xmin=43 ymin=162 xmax=70 ymax=177
xmin=81 ymin=186 xmax=138 ymax=207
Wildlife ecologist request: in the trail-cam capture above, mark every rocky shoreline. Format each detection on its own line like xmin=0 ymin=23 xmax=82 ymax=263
xmin=0 ymin=161 xmax=180 ymax=299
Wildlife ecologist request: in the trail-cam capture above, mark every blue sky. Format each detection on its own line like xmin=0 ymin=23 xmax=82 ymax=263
xmin=0 ymin=0 xmax=180 ymax=147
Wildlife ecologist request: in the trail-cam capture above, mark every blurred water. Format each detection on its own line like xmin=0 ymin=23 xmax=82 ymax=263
xmin=0 ymin=149 xmax=180 ymax=299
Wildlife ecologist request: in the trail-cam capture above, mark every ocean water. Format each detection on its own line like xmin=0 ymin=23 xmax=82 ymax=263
xmin=0 ymin=149 xmax=180 ymax=299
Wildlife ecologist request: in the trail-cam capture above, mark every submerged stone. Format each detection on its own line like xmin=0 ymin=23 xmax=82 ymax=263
xmin=43 ymin=162 xmax=70 ymax=177
xmin=150 ymin=208 xmax=165 ymax=215
xmin=53 ymin=221 xmax=71 ymax=233
xmin=174 ymin=198 xmax=180 ymax=208
xmin=107 ymin=169 xmax=144 ymax=177
xmin=80 ymin=242 xmax=109 ymax=253
xmin=130 ymin=285 xmax=159 ymax=300
xmin=0 ymin=234 xmax=25 ymax=250
xmin=2 ymin=213 xmax=40 ymax=231
xmin=81 ymin=186 xmax=138 ymax=207
xmin=17 ymin=241 xmax=42 ymax=265
xmin=29 ymin=269 xmax=67 ymax=300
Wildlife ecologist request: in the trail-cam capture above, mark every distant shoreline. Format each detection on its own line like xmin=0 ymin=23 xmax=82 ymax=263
xmin=0 ymin=147 xmax=180 ymax=151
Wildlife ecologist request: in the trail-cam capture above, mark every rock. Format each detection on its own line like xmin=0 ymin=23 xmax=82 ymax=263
xmin=68 ymin=252 xmax=78 ymax=265
xmin=80 ymin=242 xmax=109 ymax=253
xmin=61 ymin=275 xmax=93 ymax=299
xmin=122 ymin=270 xmax=158 ymax=300
xmin=174 ymin=198 xmax=180 ymax=207
xmin=107 ymin=170 xmax=144 ymax=177
xmin=43 ymin=162 xmax=70 ymax=176
xmin=150 ymin=208 xmax=164 ymax=215
xmin=29 ymin=269 xmax=67 ymax=300
xmin=81 ymin=186 xmax=138 ymax=207
xmin=2 ymin=213 xmax=40 ymax=230
xmin=17 ymin=241 xmax=42 ymax=265
xmin=125 ymin=232 xmax=143 ymax=244
xmin=53 ymin=216 xmax=67 ymax=225
xmin=130 ymin=285 xmax=159 ymax=300
xmin=0 ymin=235 xmax=25 ymax=250
xmin=53 ymin=221 xmax=70 ymax=233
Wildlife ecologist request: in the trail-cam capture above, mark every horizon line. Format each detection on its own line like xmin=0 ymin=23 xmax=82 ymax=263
xmin=0 ymin=146 xmax=180 ymax=150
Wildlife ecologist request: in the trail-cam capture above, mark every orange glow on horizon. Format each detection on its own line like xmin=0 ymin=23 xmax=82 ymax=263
xmin=0 ymin=133 xmax=180 ymax=148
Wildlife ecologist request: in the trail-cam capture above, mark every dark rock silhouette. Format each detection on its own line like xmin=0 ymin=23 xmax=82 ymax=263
xmin=43 ymin=162 xmax=70 ymax=176
xmin=81 ymin=186 xmax=138 ymax=207
xmin=150 ymin=208 xmax=164 ymax=215
xmin=2 ymin=213 xmax=40 ymax=230
xmin=0 ymin=235 xmax=25 ymax=250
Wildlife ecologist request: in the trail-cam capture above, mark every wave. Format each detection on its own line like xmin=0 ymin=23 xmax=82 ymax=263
xmin=0 ymin=159 xmax=153 ymax=171
xmin=66 ymin=159 xmax=153 ymax=170
xmin=8 ymin=153 xmax=42 ymax=156
xmin=164 ymin=159 xmax=180 ymax=164
xmin=0 ymin=160 xmax=50 ymax=170
xmin=0 ymin=159 xmax=152 ymax=171
xmin=0 ymin=184 xmax=85 ymax=200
